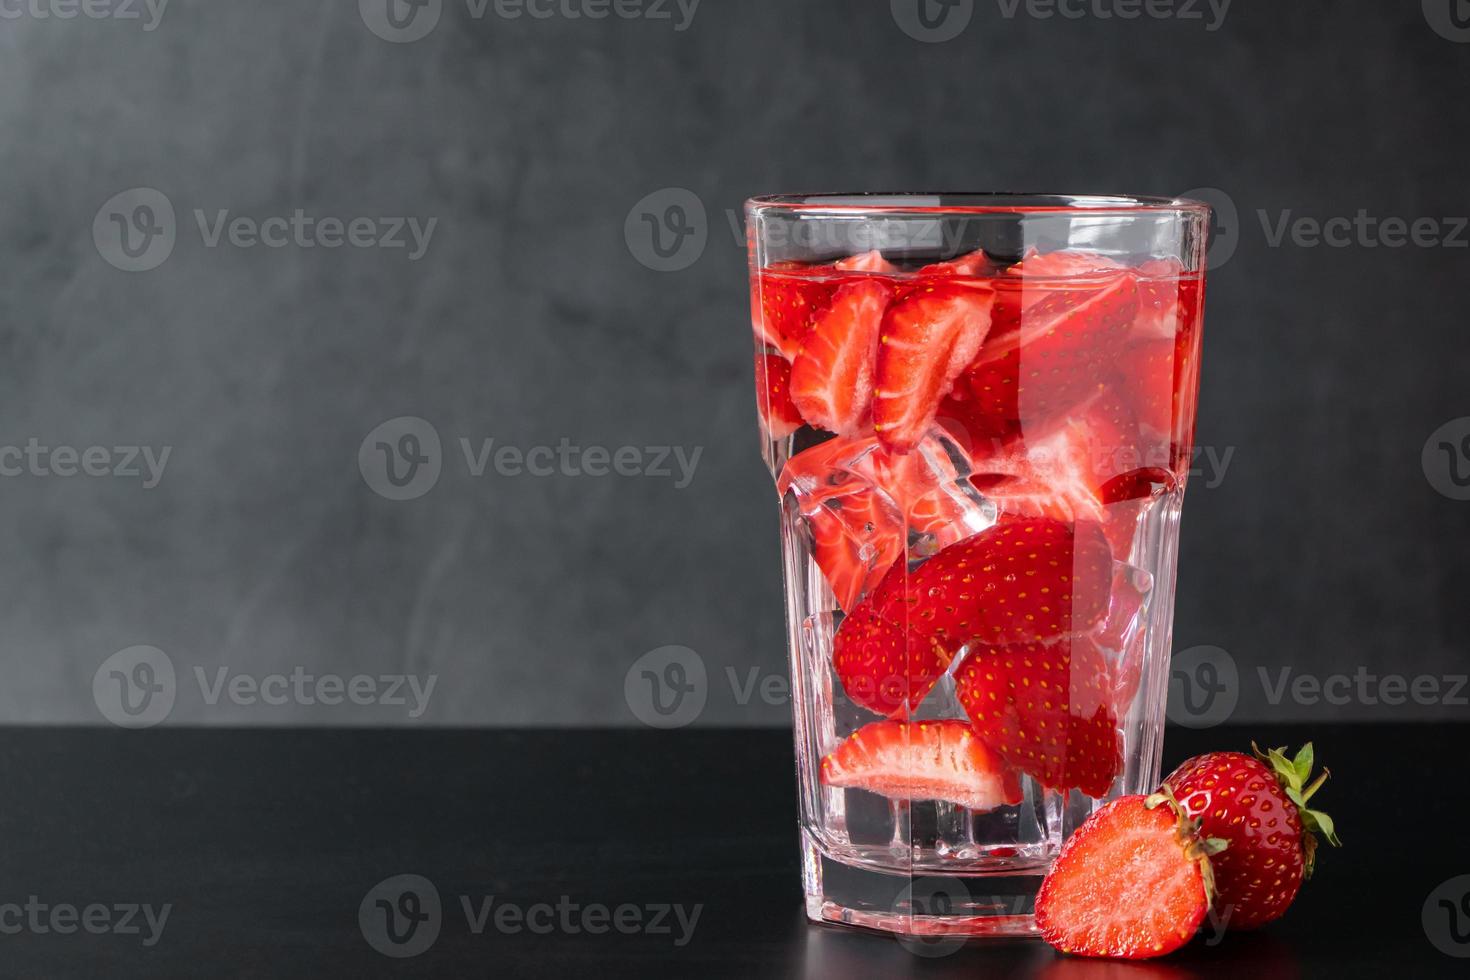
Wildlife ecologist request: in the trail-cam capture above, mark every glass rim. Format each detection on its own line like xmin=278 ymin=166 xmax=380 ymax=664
xmin=745 ymin=192 xmax=1211 ymax=217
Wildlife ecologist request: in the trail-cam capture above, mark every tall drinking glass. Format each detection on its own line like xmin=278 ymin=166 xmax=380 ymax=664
xmin=745 ymin=194 xmax=1210 ymax=940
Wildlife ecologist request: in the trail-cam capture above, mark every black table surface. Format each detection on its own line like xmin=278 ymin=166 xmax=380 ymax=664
xmin=0 ymin=723 xmax=1461 ymax=978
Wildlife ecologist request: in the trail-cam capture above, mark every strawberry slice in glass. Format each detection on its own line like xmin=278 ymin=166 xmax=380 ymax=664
xmin=821 ymin=720 xmax=1023 ymax=812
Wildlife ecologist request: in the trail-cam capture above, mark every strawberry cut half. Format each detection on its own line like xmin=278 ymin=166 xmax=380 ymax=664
xmin=1036 ymin=794 xmax=1225 ymax=959
xmin=832 ymin=600 xmax=952 ymax=716
xmin=873 ymin=517 xmax=1114 ymax=648
xmin=789 ymin=279 xmax=894 ymax=437
xmin=956 ymin=634 xmax=1123 ymax=799
xmin=820 ymin=720 xmax=1023 ymax=812
xmin=872 ymin=281 xmax=994 ymax=453
xmin=963 ymin=272 xmax=1141 ymax=428
xmin=754 ymin=354 xmax=803 ymax=440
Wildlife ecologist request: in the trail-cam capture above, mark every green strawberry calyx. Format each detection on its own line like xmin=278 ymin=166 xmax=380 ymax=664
xmin=1252 ymin=741 xmax=1343 ymax=878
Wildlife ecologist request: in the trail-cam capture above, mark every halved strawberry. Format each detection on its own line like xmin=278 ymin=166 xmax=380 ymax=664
xmin=874 ymin=518 xmax=1113 ymax=648
xmin=919 ymin=248 xmax=993 ymax=277
xmin=753 ymin=263 xmax=835 ymax=359
xmin=832 ymin=600 xmax=952 ymax=716
xmin=963 ymin=273 xmax=1141 ymax=427
xmin=789 ymin=279 xmax=894 ymax=436
xmin=754 ymin=354 xmax=803 ymax=440
xmin=872 ymin=281 xmax=994 ymax=452
xmin=956 ymin=634 xmax=1122 ymax=798
xmin=1036 ymin=794 xmax=1225 ymax=959
xmin=820 ymin=719 xmax=1023 ymax=811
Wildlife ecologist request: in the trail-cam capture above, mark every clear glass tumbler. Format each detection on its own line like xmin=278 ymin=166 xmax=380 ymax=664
xmin=745 ymin=194 xmax=1210 ymax=940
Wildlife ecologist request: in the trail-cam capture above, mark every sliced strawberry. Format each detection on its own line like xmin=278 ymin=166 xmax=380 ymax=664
xmin=1009 ymin=249 xmax=1126 ymax=280
xmin=874 ymin=518 xmax=1113 ymax=648
xmin=962 ymin=388 xmax=1140 ymax=529
xmin=754 ymin=354 xmax=803 ymax=440
xmin=753 ymin=263 xmax=835 ymax=359
xmin=1097 ymin=466 xmax=1178 ymax=560
xmin=1133 ymin=258 xmax=1204 ymax=341
xmin=1036 ymin=794 xmax=1222 ymax=959
xmin=1118 ymin=338 xmax=1179 ymax=444
xmin=872 ymin=281 xmax=994 ymax=452
xmin=832 ymin=600 xmax=952 ymax=716
xmin=1099 ymin=466 xmax=1178 ymax=505
xmin=963 ymin=273 xmax=1141 ymax=427
xmin=956 ymin=634 xmax=1122 ymax=798
xmin=836 ymin=249 xmax=898 ymax=274
xmin=919 ymin=248 xmax=993 ymax=277
xmin=820 ymin=719 xmax=1023 ymax=811
xmin=789 ymin=279 xmax=893 ymax=436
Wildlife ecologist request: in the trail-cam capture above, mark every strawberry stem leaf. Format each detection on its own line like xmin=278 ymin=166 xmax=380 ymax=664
xmin=1292 ymin=742 xmax=1314 ymax=785
xmin=1253 ymin=739 xmax=1342 ymax=879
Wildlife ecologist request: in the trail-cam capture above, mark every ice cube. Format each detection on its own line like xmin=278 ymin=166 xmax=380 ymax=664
xmin=778 ymin=430 xmax=995 ymax=610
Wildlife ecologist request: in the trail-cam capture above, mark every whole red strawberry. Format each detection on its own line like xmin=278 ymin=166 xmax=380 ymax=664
xmin=1164 ymin=742 xmax=1341 ymax=931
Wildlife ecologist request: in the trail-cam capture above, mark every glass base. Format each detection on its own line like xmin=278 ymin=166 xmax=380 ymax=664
xmin=802 ymin=833 xmax=1042 ymax=939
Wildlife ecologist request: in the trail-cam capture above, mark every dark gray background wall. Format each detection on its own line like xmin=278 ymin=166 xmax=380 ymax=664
xmin=0 ymin=0 xmax=1466 ymax=726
